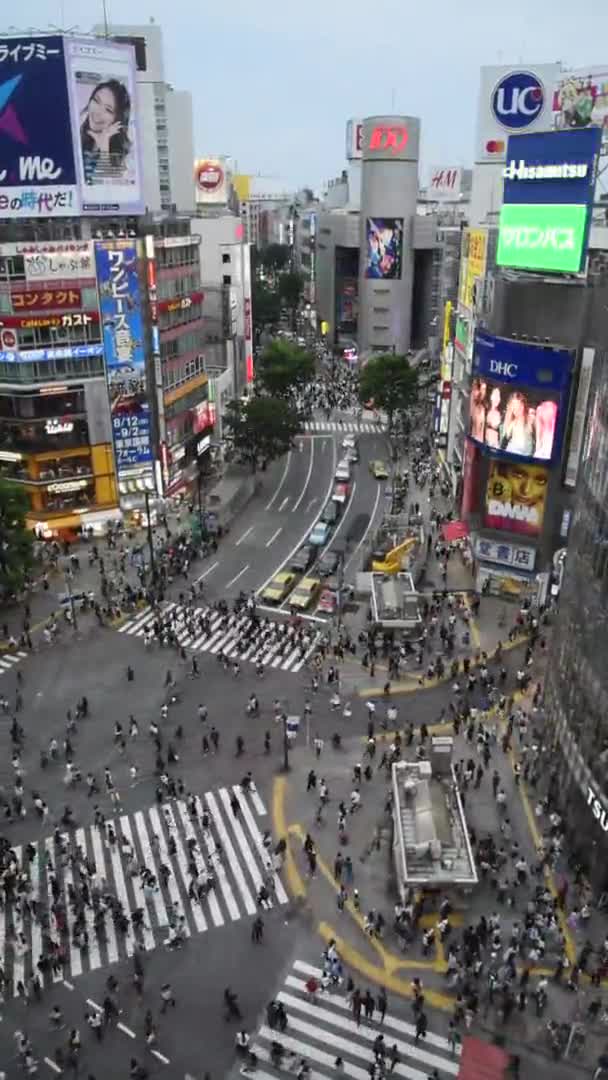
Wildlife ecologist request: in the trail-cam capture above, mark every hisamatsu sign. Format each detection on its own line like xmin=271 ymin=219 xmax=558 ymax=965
xmin=586 ymin=784 xmax=608 ymax=832
xmin=503 ymin=159 xmax=589 ymax=181
xmin=497 ymin=202 xmax=588 ymax=273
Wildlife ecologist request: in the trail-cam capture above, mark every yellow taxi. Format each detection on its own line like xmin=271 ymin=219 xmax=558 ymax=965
xmin=370 ymin=459 xmax=389 ymax=480
xmin=289 ymin=576 xmax=321 ymax=610
xmin=261 ymin=571 xmax=296 ymax=604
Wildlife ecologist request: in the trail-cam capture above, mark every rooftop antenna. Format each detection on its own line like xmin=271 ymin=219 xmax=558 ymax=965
xmin=102 ymin=0 xmax=110 ymax=37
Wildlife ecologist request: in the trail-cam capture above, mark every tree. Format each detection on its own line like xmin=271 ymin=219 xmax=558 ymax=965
xmin=224 ymin=397 xmax=302 ymax=473
xmin=255 ymin=339 xmax=314 ymax=402
xmin=252 ymin=281 xmax=281 ymax=338
xmin=359 ymin=353 xmax=418 ymax=433
xmin=0 ymin=479 xmax=34 ymax=596
xmin=260 ymin=244 xmax=290 ymax=274
xmin=278 ymin=271 xmax=305 ymax=330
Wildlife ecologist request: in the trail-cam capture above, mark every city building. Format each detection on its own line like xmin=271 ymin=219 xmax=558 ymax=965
xmin=232 ymin=175 xmax=294 ymax=248
xmin=91 ymin=19 xmax=195 ymax=215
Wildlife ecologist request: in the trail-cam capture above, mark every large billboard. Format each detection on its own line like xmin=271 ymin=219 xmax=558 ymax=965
xmin=469 ymin=332 xmax=572 ymax=463
xmin=474 ymin=64 xmax=560 ymax=163
xmin=365 ymin=218 xmax=403 ymax=279
xmin=552 ymin=70 xmax=608 ymax=150
xmin=95 ymin=241 xmax=152 ymax=473
xmin=484 ymin=460 xmax=549 ymax=537
xmin=0 ymin=36 xmax=78 ymax=217
xmin=194 ymin=157 xmax=227 ymax=204
xmin=497 ymin=202 xmax=589 ymax=273
xmin=461 ymin=228 xmax=487 ymax=311
xmin=346 ymin=119 xmax=363 ymax=161
xmin=428 ymin=166 xmax=463 ymax=200
xmin=65 ymin=37 xmax=144 ymax=215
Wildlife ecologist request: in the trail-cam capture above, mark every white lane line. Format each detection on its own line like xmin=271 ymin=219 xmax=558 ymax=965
xmin=151 ymin=1049 xmax=170 ymax=1064
xmin=344 ymin=480 xmax=382 ymax=572
xmin=292 ymin=437 xmax=315 ymax=512
xmin=278 ymin=496 xmax=290 ymax=512
xmin=265 ymin=527 xmax=282 ymax=548
xmin=117 ymin=1021 xmax=136 ymax=1038
xmin=305 ymin=497 xmax=318 ymax=512
xmin=319 ymin=479 xmax=357 ymax=559
xmin=256 ymin=437 xmax=337 ymax=597
xmin=44 ymin=1058 xmax=62 ymax=1074
xmin=235 ymin=526 xmax=254 ymax=546
xmin=195 ymin=560 xmax=219 ymax=583
xmin=225 ymin=565 xmax=250 ymax=589
xmin=265 ymin=450 xmax=292 ymax=510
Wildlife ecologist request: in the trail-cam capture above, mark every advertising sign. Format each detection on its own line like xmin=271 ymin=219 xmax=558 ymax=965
xmin=553 ymin=69 xmax=608 ymax=150
xmin=429 ymin=166 xmax=463 ymax=200
xmin=0 ymin=35 xmax=78 ymax=217
xmin=455 ymin=316 xmax=470 ymax=355
xmin=484 ymin=460 xmax=549 ymax=537
xmin=1 ymin=311 xmax=97 ymax=329
xmin=24 ymin=244 xmax=94 ymax=282
xmin=474 ymin=64 xmax=560 ymax=162
xmin=365 ymin=218 xmax=403 ymax=279
xmin=474 ymin=536 xmax=536 ymax=571
xmin=458 ymin=232 xmax=469 ymax=309
xmin=497 ymin=202 xmax=589 ymax=274
xmin=192 ymin=401 xmax=215 ymax=434
xmin=0 ymin=343 xmax=103 ymax=363
xmin=473 ymin=331 xmax=572 ymax=390
xmin=194 ymin=157 xmax=227 ymax=204
xmin=462 ymin=228 xmax=487 ymax=311
xmin=564 ymin=346 xmax=594 ymax=488
xmin=65 ymin=37 xmax=144 ymax=215
xmin=346 ymin=119 xmax=363 ymax=161
xmin=361 ymin=116 xmax=420 ymax=162
xmin=12 ymin=287 xmax=82 ymax=311
xmin=95 ymin=241 xmax=152 ymax=471
xmin=157 ymin=289 xmax=204 ymax=315
xmin=502 ymin=128 xmax=601 ymax=206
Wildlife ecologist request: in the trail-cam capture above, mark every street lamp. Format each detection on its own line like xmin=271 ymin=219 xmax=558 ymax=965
xmin=143 ymin=490 xmax=156 ymax=580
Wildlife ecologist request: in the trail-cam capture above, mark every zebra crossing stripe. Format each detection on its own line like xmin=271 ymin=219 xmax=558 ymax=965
xmin=233 ymin=786 xmax=288 ymax=905
xmin=205 ymin=791 xmax=256 ymax=915
xmin=89 ymin=826 xmax=120 ymax=962
xmin=159 ymin=803 xmax=208 ymax=933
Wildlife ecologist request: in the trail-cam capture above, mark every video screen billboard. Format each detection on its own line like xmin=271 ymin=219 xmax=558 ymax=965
xmin=552 ymin=70 xmax=608 ymax=150
xmin=502 ymin=127 xmax=601 ymax=206
xmin=484 ymin=460 xmax=549 ymax=538
xmin=95 ymin=241 xmax=152 ymax=472
xmin=365 ymin=218 xmax=403 ymax=279
xmin=0 ymin=36 xmax=78 ymax=217
xmin=497 ymin=202 xmax=589 ymax=273
xmin=65 ymin=37 xmax=144 ymax=215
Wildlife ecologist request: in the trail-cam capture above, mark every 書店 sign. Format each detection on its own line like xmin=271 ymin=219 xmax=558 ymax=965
xmin=474 ymin=536 xmax=536 ymax=571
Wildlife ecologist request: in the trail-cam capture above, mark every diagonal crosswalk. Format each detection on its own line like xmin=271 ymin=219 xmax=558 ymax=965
xmin=247 ymin=960 xmax=461 ymax=1079
xmin=304 ymin=420 xmax=384 ymax=434
xmin=0 ymin=785 xmax=287 ymax=994
xmin=0 ymin=649 xmax=27 ymax=678
xmin=118 ymin=602 xmax=320 ymax=674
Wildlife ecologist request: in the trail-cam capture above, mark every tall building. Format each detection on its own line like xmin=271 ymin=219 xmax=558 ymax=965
xmin=91 ymin=20 xmax=195 ymax=214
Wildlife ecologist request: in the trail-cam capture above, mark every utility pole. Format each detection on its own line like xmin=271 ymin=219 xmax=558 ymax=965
xmin=144 ymin=490 xmax=156 ymax=580
xmin=282 ymin=714 xmax=290 ymax=772
xmin=64 ymin=567 xmax=78 ymax=631
xmin=197 ymin=466 xmax=204 ymax=540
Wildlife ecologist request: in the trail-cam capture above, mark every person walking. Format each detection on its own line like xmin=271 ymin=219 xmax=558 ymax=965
xmin=251 ymin=915 xmax=264 ymax=943
xmin=160 ymin=983 xmax=176 ymax=1013
xmin=377 ymin=988 xmax=387 ymax=1024
xmin=415 ymin=1011 xmax=427 ymax=1044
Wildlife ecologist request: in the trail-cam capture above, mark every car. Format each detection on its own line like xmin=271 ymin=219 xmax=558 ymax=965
xmin=345 ymin=445 xmax=360 ymax=464
xmin=317 ymin=550 xmax=340 ymax=577
xmin=317 ymin=588 xmax=338 ymax=615
xmin=290 ymin=576 xmax=321 ymax=610
xmin=335 ymin=460 xmax=352 ymax=482
xmin=289 ymin=544 xmax=315 ymax=573
xmin=321 ymin=501 xmax=339 ymax=524
xmin=309 ymin=521 xmax=331 ymax=546
xmin=332 ymin=483 xmax=350 ymax=504
xmin=341 ymin=434 xmax=357 ymax=450
xmin=370 ymin=459 xmax=389 ymax=480
xmin=261 ymin=571 xmax=296 ymax=604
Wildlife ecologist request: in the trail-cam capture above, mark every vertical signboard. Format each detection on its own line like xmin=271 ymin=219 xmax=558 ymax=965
xmin=243 ymin=242 xmax=254 ymax=384
xmin=565 ymin=347 xmax=594 ymax=488
xmin=462 ymin=228 xmax=487 ymax=311
xmin=0 ymin=35 xmax=78 ymax=217
xmin=65 ymin=37 xmax=144 ymax=215
xmin=95 ymin=240 xmax=152 ymax=475
xmin=145 ymin=234 xmax=166 ymax=492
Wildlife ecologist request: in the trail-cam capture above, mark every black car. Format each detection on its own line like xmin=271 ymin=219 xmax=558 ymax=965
xmin=318 ymin=550 xmax=340 ymax=577
xmin=321 ymin=501 xmax=339 ymax=525
xmin=289 ymin=544 xmax=315 ymax=573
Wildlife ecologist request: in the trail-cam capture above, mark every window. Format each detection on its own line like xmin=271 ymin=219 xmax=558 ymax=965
xmin=222 ymin=253 xmax=231 ymax=264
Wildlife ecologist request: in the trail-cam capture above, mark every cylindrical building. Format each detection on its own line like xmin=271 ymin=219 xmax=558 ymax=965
xmin=358 ymin=115 xmax=420 ymax=356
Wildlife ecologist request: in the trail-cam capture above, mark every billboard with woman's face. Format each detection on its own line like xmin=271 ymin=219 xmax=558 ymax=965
xmin=365 ymin=218 xmax=403 ymax=279
xmin=468 ymin=378 xmax=559 ymax=461
xmin=484 ymin=460 xmax=549 ymax=537
xmin=65 ymin=37 xmax=144 ymax=215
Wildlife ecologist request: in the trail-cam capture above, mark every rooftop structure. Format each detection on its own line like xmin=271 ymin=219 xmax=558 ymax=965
xmin=369 ymin=572 xmax=422 ymax=633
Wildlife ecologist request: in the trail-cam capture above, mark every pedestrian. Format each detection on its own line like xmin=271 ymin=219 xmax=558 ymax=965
xmin=160 ymin=983 xmax=176 ymax=1013
xmin=377 ymin=988 xmax=387 ymax=1023
xmin=415 ymin=1011 xmax=427 ymax=1044
xmin=251 ymin=915 xmax=264 ymax=943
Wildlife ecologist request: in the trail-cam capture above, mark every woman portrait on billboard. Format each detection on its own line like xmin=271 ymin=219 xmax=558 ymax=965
xmin=80 ymin=78 xmax=132 ymax=183
xmin=484 ymin=386 xmax=502 ymax=449
xmin=468 ymin=378 xmax=487 ymax=442
xmin=500 ymin=391 xmax=534 ymax=457
xmin=534 ymin=399 xmax=559 ymax=460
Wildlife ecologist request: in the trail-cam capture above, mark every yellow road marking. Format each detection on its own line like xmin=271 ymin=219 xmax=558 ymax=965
xmin=273 ymin=777 xmax=306 ymax=899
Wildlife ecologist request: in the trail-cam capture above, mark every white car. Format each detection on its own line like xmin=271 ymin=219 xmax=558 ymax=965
xmin=334 ymin=460 xmax=351 ymax=483
xmin=341 ymin=434 xmax=357 ymax=450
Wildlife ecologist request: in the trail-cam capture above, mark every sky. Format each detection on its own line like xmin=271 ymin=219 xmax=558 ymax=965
xmin=7 ymin=0 xmax=608 ymax=190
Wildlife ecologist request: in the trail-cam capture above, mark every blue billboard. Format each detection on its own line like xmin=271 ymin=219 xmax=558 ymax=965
xmin=468 ymin=331 xmax=573 ymax=464
xmin=0 ymin=36 xmax=78 ymax=217
xmin=95 ymin=241 xmax=152 ymax=472
xmin=0 ymin=344 xmax=103 ymax=364
xmin=503 ymin=127 xmax=601 ymax=206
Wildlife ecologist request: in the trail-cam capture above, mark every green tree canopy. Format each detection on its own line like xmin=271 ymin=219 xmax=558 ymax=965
xmin=252 ymin=280 xmax=281 ymax=337
xmin=225 ymin=396 xmax=302 ymax=473
xmin=259 ymin=243 xmax=290 ymax=273
xmin=0 ymin=479 xmax=34 ymax=596
xmin=255 ymin=339 xmax=314 ymax=401
xmin=278 ymin=270 xmax=305 ymax=329
xmin=359 ymin=353 xmax=418 ymax=433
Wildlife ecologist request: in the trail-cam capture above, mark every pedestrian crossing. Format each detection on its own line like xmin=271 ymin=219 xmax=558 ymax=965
xmin=304 ymin=420 xmax=384 ymax=434
xmin=0 ymin=649 xmax=27 ymax=678
xmin=0 ymin=784 xmax=287 ymax=994
xmin=118 ymin=601 xmax=320 ymax=674
xmin=245 ymin=959 xmax=461 ymax=1079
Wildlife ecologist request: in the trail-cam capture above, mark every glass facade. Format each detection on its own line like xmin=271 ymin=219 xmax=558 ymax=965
xmin=544 ymin=350 xmax=608 ymax=890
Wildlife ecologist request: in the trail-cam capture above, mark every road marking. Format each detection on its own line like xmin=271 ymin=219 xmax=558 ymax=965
xmin=195 ymin=560 xmax=219 ymax=582
xmin=87 ymin=998 xmax=102 ymax=1011
xmin=117 ymin=1021 xmax=135 ymax=1038
xmin=345 ymin=480 xmax=382 ymax=572
xmin=265 ymin=450 xmax=292 ymax=510
xmin=63 ymin=980 xmax=74 ymax=990
xmin=265 ymin=527 xmax=282 ymax=548
xmin=45 ymin=1058 xmax=62 ymax=1074
xmin=305 ymin=497 xmax=318 ymax=512
xmin=292 ymin=437 xmax=314 ymax=512
xmin=151 ymin=1049 xmax=170 ymax=1064
xmin=278 ymin=496 xmax=290 ymax=512
xmin=225 ymin=565 xmax=250 ymax=589
xmin=235 ymin=526 xmax=254 ymax=546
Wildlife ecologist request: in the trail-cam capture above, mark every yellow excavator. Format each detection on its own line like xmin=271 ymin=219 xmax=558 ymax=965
xmin=372 ymin=536 xmax=416 ymax=574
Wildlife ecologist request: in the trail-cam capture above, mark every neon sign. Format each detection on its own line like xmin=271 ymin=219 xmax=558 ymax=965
xmin=368 ymin=125 xmax=408 ymax=154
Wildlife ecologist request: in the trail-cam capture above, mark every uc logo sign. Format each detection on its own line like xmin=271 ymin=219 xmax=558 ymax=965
xmin=491 ymin=71 xmax=544 ymax=130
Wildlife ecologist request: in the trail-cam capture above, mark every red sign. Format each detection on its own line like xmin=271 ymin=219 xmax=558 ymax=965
xmin=158 ymin=290 xmax=204 ymax=315
xmin=246 ymin=353 xmax=254 ymax=384
xmin=244 ymin=297 xmax=252 ymax=342
xmin=196 ymin=161 xmax=224 ymax=193
xmin=369 ymin=124 xmax=408 ymax=154
xmin=0 ymin=312 xmax=98 ymax=330
xmin=192 ymin=400 xmax=216 ymax=434
xmin=12 ymin=288 xmax=82 ymax=311
xmin=0 ymin=328 xmax=17 ymax=350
